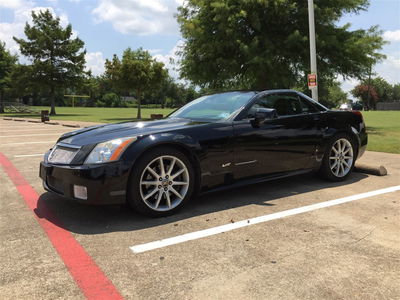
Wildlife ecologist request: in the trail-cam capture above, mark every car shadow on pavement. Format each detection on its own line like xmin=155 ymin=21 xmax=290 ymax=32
xmin=35 ymin=172 xmax=368 ymax=235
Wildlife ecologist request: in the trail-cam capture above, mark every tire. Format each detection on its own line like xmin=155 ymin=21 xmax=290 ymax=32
xmin=318 ymin=133 xmax=356 ymax=181
xmin=127 ymin=146 xmax=195 ymax=217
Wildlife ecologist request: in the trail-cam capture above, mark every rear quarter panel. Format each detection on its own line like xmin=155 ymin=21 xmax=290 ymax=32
xmin=317 ymin=110 xmax=367 ymax=162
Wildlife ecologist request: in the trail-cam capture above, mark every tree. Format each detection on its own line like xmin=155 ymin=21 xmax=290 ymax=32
xmin=14 ymin=9 xmax=86 ymax=115
xmin=105 ymin=48 xmax=168 ymax=119
xmin=0 ymin=41 xmax=17 ymax=113
xmin=361 ymin=77 xmax=393 ymax=102
xmin=393 ymin=84 xmax=400 ymax=101
xmin=321 ymin=81 xmax=348 ymax=108
xmin=177 ymin=0 xmax=386 ymax=90
xmin=352 ymin=84 xmax=378 ymax=109
xmin=8 ymin=64 xmax=36 ymax=102
xmin=76 ymin=73 xmax=102 ymax=107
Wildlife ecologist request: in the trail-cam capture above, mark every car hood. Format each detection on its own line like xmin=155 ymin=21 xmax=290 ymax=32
xmin=58 ymin=118 xmax=209 ymax=146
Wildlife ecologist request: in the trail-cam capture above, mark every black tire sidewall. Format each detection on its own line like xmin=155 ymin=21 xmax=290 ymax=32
xmin=127 ymin=147 xmax=195 ymax=217
xmin=319 ymin=133 xmax=356 ymax=181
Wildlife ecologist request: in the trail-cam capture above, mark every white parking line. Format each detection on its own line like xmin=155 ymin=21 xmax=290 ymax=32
xmin=0 ymin=126 xmax=45 ymax=129
xmin=0 ymin=141 xmax=54 ymax=146
xmin=0 ymin=129 xmax=66 ymax=132
xmin=130 ymin=185 xmax=400 ymax=253
xmin=0 ymin=127 xmax=50 ymax=130
xmin=14 ymin=154 xmax=43 ymax=157
xmin=0 ymin=133 xmax=62 ymax=137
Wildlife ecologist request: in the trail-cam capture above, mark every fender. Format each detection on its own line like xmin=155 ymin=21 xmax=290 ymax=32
xmin=121 ymin=132 xmax=203 ymax=191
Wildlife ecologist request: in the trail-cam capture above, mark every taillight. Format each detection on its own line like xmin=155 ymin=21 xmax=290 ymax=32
xmin=351 ymin=110 xmax=364 ymax=122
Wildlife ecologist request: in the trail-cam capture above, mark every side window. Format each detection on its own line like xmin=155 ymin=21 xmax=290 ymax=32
xmin=246 ymin=96 xmax=276 ymax=118
xmin=286 ymin=97 xmax=302 ymax=115
xmin=274 ymin=94 xmax=301 ymax=116
xmin=258 ymin=96 xmax=276 ymax=109
xmin=298 ymin=96 xmax=318 ymax=113
xmin=246 ymin=93 xmax=319 ymax=118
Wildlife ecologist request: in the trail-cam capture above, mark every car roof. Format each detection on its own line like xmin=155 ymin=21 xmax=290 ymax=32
xmin=210 ymin=89 xmax=298 ymax=95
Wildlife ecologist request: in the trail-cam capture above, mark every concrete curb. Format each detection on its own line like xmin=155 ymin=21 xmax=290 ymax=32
xmin=2 ymin=117 xmax=85 ymax=128
xmin=62 ymin=124 xmax=80 ymax=128
xmin=354 ymin=163 xmax=388 ymax=176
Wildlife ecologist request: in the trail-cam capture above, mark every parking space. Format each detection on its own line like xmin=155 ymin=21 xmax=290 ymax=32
xmin=1 ymin=118 xmax=399 ymax=299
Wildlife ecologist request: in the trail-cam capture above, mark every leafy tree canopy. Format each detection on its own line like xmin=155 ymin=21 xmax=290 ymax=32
xmin=13 ymin=9 xmax=86 ymax=114
xmin=105 ymin=48 xmax=168 ymax=119
xmin=393 ymin=84 xmax=400 ymax=101
xmin=177 ymin=0 xmax=386 ymax=90
xmin=0 ymin=41 xmax=17 ymax=112
xmin=352 ymin=77 xmax=400 ymax=109
xmin=320 ymin=80 xmax=348 ymax=108
xmin=361 ymin=77 xmax=393 ymax=102
xmin=351 ymin=84 xmax=378 ymax=109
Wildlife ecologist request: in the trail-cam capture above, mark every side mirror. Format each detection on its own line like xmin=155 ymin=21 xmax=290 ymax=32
xmin=252 ymin=108 xmax=278 ymax=128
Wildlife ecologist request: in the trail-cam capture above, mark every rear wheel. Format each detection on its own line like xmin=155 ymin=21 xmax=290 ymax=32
xmin=127 ymin=147 xmax=194 ymax=217
xmin=319 ymin=134 xmax=356 ymax=181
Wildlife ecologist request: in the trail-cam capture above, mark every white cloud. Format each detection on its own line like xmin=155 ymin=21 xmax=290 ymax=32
xmin=85 ymin=51 xmax=105 ymax=76
xmin=375 ymin=54 xmax=400 ymax=84
xmin=383 ymin=30 xmax=400 ymax=42
xmin=340 ymin=53 xmax=400 ymax=100
xmin=0 ymin=0 xmax=31 ymax=9
xmin=148 ymin=48 xmax=163 ymax=54
xmin=0 ymin=0 xmax=34 ymax=54
xmin=0 ymin=2 xmax=77 ymax=57
xmin=152 ymin=40 xmax=183 ymax=80
xmin=340 ymin=76 xmax=359 ymax=94
xmin=85 ymin=42 xmax=184 ymax=78
xmin=92 ymin=0 xmax=181 ymax=35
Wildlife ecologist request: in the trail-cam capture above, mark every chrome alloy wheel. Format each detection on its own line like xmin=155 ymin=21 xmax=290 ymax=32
xmin=329 ymin=138 xmax=354 ymax=177
xmin=139 ymin=155 xmax=190 ymax=212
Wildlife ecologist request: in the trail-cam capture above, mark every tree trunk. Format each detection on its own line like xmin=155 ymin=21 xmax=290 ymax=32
xmin=50 ymin=85 xmax=56 ymax=115
xmin=136 ymin=89 xmax=142 ymax=120
xmin=0 ymin=91 xmax=4 ymax=113
xmin=136 ymin=90 xmax=142 ymax=120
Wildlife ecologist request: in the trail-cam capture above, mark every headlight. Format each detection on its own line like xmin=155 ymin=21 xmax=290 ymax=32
xmin=48 ymin=144 xmax=79 ymax=164
xmin=84 ymin=137 xmax=137 ymax=164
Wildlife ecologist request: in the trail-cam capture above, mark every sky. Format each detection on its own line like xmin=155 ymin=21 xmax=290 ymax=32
xmin=0 ymin=0 xmax=399 ymax=95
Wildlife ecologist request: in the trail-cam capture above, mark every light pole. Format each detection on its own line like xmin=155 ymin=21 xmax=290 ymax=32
xmin=308 ymin=0 xmax=318 ymax=101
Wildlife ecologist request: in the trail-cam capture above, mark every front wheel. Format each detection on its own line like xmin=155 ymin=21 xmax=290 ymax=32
xmin=319 ymin=134 xmax=356 ymax=181
xmin=127 ymin=147 xmax=195 ymax=217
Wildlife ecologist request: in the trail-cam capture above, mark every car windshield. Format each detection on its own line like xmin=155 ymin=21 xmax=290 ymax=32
xmin=168 ymin=92 xmax=256 ymax=121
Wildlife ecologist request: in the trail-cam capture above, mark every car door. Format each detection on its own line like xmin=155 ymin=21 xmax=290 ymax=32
xmin=232 ymin=92 xmax=322 ymax=180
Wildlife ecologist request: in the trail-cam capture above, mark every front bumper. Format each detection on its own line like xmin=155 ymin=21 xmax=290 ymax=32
xmin=39 ymin=160 xmax=129 ymax=205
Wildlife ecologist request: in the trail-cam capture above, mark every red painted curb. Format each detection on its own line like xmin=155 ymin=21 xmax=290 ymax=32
xmin=0 ymin=152 xmax=124 ymax=300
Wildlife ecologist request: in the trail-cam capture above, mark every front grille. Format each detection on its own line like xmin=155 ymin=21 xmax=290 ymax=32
xmin=48 ymin=145 xmax=79 ymax=164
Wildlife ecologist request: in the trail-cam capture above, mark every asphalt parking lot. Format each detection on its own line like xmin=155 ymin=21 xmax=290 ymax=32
xmin=1 ymin=118 xmax=399 ymax=300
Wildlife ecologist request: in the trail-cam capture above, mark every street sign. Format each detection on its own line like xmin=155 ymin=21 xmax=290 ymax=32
xmin=307 ymin=74 xmax=317 ymax=89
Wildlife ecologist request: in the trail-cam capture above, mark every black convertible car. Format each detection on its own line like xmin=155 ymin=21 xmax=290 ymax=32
xmin=40 ymin=90 xmax=367 ymax=216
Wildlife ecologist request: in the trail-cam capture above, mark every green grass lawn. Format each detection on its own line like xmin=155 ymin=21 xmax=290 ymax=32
xmin=0 ymin=106 xmax=175 ymax=123
xmin=1 ymin=107 xmax=399 ymax=154
xmin=362 ymin=111 xmax=400 ymax=154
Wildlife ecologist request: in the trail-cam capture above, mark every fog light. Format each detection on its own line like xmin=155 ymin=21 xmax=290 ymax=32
xmin=73 ymin=185 xmax=87 ymax=200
